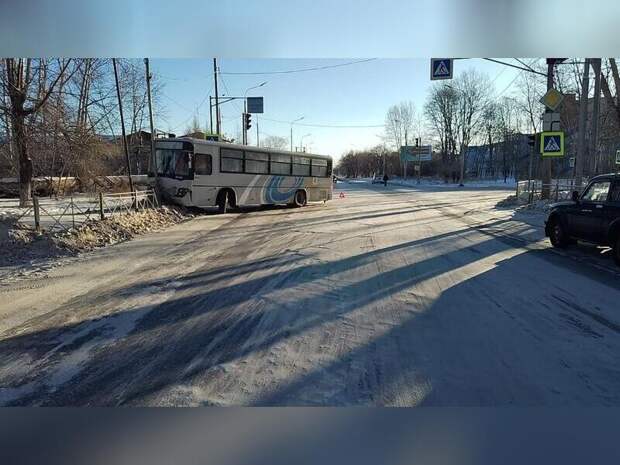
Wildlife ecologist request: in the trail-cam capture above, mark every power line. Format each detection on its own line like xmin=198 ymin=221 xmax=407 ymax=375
xmin=483 ymin=58 xmax=547 ymax=77
xmin=259 ymin=116 xmax=383 ymax=128
xmin=161 ymin=92 xmax=193 ymax=112
xmin=494 ymin=58 xmax=539 ymax=99
xmin=169 ymin=89 xmax=212 ymax=131
xmin=219 ymin=58 xmax=377 ymax=75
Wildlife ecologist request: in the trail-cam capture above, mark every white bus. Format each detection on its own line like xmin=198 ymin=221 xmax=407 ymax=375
xmin=150 ymin=138 xmax=333 ymax=212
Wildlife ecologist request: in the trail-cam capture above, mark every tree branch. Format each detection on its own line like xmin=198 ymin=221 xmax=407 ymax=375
xmin=23 ymin=59 xmax=74 ymax=116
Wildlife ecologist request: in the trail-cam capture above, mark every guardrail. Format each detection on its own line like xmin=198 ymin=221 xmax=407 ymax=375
xmin=0 ymin=190 xmax=158 ymax=233
xmin=516 ymin=180 xmax=581 ymax=203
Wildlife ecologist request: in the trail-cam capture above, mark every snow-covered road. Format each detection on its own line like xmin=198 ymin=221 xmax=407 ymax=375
xmin=1 ymin=181 xmax=620 ymax=406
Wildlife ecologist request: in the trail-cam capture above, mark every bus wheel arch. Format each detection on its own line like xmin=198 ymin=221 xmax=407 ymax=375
xmin=216 ymin=188 xmax=236 ymax=213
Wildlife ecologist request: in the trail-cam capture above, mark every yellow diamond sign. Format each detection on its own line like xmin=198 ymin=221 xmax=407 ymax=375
xmin=540 ymin=88 xmax=564 ymax=111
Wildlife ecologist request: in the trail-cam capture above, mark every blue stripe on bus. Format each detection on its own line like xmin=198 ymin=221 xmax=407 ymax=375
xmin=265 ymin=176 xmax=304 ymax=203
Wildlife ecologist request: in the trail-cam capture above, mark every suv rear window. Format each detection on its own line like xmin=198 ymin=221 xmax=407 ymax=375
xmin=609 ymin=182 xmax=620 ymax=202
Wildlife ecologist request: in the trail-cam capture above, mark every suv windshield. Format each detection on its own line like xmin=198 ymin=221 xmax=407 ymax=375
xmin=582 ymin=180 xmax=611 ymax=202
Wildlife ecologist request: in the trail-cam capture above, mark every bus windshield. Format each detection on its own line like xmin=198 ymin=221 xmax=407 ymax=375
xmin=154 ymin=141 xmax=193 ymax=179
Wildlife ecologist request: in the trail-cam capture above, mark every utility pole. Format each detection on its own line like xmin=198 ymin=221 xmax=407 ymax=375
xmin=213 ymin=58 xmax=220 ymax=135
xmin=589 ymin=58 xmax=602 ymax=176
xmin=541 ymin=59 xmax=557 ymax=199
xmin=416 ymin=138 xmax=422 ymax=185
xmin=209 ymin=96 xmax=213 ymax=134
xmin=575 ymin=59 xmax=591 ymax=188
xmin=112 ymin=58 xmax=134 ymax=194
xmin=144 ymin=58 xmax=158 ymax=193
xmin=404 ymin=128 xmax=408 ymax=179
xmin=256 ymin=117 xmax=259 ymax=147
xmin=382 ymin=146 xmax=386 ymax=175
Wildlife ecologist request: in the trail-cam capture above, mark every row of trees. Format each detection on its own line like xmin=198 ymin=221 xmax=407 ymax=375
xmin=337 ymin=60 xmax=620 ymax=186
xmin=0 ymin=59 xmax=163 ymax=204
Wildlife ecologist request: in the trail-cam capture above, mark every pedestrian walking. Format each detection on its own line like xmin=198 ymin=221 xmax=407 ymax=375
xmin=383 ymin=173 xmax=389 ymax=187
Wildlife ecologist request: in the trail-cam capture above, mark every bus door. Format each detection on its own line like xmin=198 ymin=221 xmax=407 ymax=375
xmin=191 ymin=146 xmax=218 ymax=207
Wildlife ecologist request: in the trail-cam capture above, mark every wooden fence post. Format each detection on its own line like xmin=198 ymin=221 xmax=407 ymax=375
xmin=99 ymin=192 xmax=105 ymax=220
xmin=33 ymin=196 xmax=41 ymax=232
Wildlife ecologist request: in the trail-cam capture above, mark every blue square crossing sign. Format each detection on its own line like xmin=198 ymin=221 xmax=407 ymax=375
xmin=540 ymin=131 xmax=565 ymax=157
xmin=430 ymin=58 xmax=453 ymax=80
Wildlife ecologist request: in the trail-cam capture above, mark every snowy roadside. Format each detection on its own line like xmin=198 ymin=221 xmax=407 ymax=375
xmin=495 ymin=194 xmax=554 ymax=231
xmin=0 ymin=206 xmax=194 ymax=283
xmin=346 ymin=177 xmax=517 ymax=189
xmin=391 ymin=177 xmax=517 ymax=189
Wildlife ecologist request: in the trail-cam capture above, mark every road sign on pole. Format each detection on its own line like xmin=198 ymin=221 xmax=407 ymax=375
xmin=540 ymin=88 xmax=564 ymax=111
xmin=540 ymin=131 xmax=565 ymax=157
xmin=246 ymin=97 xmax=264 ymax=113
xmin=430 ymin=59 xmax=453 ymax=80
xmin=542 ymin=112 xmax=561 ymax=131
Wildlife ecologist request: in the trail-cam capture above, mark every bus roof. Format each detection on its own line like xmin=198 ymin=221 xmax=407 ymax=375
xmin=158 ymin=137 xmax=332 ymax=161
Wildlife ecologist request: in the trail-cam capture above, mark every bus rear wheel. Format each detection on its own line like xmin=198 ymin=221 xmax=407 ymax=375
xmin=293 ymin=190 xmax=307 ymax=207
xmin=217 ymin=189 xmax=235 ymax=214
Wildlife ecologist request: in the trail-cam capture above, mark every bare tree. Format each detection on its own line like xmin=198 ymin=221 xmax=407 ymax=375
xmin=600 ymin=58 xmax=620 ymax=125
xmin=262 ymin=135 xmax=288 ymax=150
xmin=384 ymin=101 xmax=417 ymax=150
xmin=1 ymin=59 xmax=72 ymax=205
xmin=453 ymin=69 xmax=493 ymax=183
xmin=424 ymin=82 xmax=459 ymax=181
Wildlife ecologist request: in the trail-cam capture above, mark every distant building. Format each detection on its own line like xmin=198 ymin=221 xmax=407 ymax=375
xmin=465 ymin=133 xmax=535 ymax=181
xmin=99 ymin=130 xmax=153 ymax=175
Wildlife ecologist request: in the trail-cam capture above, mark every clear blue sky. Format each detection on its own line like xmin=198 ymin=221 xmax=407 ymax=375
xmin=151 ymin=58 xmax=523 ymax=160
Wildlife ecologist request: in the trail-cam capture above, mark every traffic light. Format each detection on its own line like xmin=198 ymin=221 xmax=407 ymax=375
xmin=244 ymin=113 xmax=252 ymax=130
xmin=415 ymin=138 xmax=420 ymax=147
xmin=528 ymin=134 xmax=536 ymax=147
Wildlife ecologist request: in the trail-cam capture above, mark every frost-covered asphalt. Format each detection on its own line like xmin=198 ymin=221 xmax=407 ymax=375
xmin=1 ymin=181 xmax=620 ymax=406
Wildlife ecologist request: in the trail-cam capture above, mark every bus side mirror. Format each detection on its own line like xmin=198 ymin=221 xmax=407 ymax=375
xmin=572 ymin=191 xmax=579 ymax=202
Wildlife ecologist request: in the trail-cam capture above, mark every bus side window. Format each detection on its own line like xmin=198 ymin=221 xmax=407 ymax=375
xmin=194 ymin=153 xmax=212 ymax=175
xmin=311 ymin=158 xmax=328 ymax=177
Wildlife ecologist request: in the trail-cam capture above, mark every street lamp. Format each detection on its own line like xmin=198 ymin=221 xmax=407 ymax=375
xmin=300 ymin=133 xmax=311 ymax=152
xmin=290 ymin=116 xmax=304 ymax=151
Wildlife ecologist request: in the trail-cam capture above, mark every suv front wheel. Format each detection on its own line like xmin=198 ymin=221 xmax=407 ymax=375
xmin=549 ymin=217 xmax=570 ymax=248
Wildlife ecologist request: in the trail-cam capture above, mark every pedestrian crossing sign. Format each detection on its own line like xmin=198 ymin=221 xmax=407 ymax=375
xmin=430 ymin=58 xmax=453 ymax=80
xmin=540 ymin=131 xmax=565 ymax=157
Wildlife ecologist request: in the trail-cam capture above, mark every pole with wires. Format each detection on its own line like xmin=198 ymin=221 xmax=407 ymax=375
xmin=144 ymin=58 xmax=158 ymax=198
xmin=214 ymin=58 xmax=220 ymax=136
xmin=112 ymin=58 xmax=134 ymax=195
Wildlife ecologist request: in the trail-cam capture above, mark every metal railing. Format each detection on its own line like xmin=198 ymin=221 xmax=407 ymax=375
xmin=1 ymin=190 xmax=158 ymax=233
xmin=516 ymin=179 xmax=581 ymax=203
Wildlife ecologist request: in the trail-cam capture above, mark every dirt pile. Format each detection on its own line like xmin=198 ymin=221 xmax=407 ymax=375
xmin=56 ymin=206 xmax=190 ymax=252
xmin=495 ymin=195 xmax=524 ymax=208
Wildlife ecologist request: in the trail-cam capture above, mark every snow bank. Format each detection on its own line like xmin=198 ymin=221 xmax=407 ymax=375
xmin=0 ymin=206 xmax=192 ymax=279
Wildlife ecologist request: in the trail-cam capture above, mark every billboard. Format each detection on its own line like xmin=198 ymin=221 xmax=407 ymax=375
xmin=400 ymin=145 xmax=432 ymax=162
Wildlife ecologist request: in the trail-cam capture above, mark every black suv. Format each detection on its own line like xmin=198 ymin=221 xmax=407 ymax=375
xmin=545 ymin=174 xmax=620 ymax=265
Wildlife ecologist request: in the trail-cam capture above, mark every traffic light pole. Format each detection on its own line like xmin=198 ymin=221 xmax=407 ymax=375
xmin=243 ymin=99 xmax=247 ymax=145
xmin=528 ymin=134 xmax=535 ymax=204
